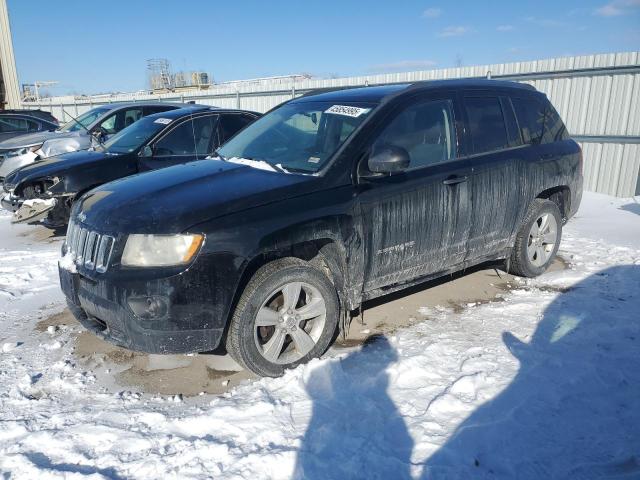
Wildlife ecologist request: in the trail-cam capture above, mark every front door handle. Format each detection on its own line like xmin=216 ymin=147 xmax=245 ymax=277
xmin=443 ymin=175 xmax=468 ymax=186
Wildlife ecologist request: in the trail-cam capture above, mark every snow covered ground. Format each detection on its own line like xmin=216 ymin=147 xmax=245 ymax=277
xmin=0 ymin=192 xmax=639 ymax=479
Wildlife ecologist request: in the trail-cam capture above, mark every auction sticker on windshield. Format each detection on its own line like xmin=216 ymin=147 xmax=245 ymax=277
xmin=154 ymin=118 xmax=172 ymax=125
xmin=325 ymin=105 xmax=370 ymax=117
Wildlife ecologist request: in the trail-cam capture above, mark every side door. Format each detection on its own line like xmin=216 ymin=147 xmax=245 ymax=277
xmin=462 ymin=92 xmax=525 ymax=260
xmin=357 ymin=93 xmax=472 ymax=292
xmin=138 ymin=114 xmax=219 ymax=171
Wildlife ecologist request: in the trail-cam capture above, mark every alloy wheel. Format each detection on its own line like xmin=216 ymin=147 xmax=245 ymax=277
xmin=527 ymin=213 xmax=558 ymax=267
xmin=253 ymin=281 xmax=327 ymax=364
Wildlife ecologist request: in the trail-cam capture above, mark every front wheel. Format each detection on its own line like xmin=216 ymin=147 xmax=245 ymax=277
xmin=509 ymin=198 xmax=562 ymax=278
xmin=226 ymin=257 xmax=339 ymax=377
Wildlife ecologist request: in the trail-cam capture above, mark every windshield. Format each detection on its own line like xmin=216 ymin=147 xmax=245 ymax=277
xmin=101 ymin=115 xmax=170 ymax=154
xmin=217 ymin=101 xmax=375 ymax=173
xmin=58 ymin=107 xmax=111 ymax=133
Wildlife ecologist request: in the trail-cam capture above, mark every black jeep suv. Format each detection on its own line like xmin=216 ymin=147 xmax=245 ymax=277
xmin=59 ymin=80 xmax=583 ymax=377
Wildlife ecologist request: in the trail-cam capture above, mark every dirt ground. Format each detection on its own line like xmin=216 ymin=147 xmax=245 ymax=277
xmin=36 ymin=257 xmax=567 ymax=397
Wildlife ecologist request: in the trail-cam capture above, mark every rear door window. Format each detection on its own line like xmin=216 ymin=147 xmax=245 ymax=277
xmin=154 ymin=115 xmax=219 ymax=158
xmin=219 ymin=114 xmax=254 ymax=144
xmin=0 ymin=117 xmax=30 ymax=132
xmin=373 ymin=99 xmax=457 ymax=169
xmin=464 ymin=96 xmax=510 ymax=154
xmin=511 ymin=96 xmax=545 ymax=145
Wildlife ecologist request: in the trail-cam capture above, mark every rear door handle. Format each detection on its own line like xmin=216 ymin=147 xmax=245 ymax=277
xmin=443 ymin=175 xmax=468 ymax=186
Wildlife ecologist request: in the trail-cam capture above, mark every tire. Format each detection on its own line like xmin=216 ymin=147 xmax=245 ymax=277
xmin=226 ymin=257 xmax=340 ymax=377
xmin=509 ymin=198 xmax=562 ymax=278
xmin=22 ymin=186 xmax=38 ymax=199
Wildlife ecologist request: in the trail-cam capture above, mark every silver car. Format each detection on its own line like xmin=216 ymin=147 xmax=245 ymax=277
xmin=0 ymin=102 xmax=187 ymax=179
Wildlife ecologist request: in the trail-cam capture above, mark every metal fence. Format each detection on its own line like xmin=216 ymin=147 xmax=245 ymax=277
xmin=22 ymin=52 xmax=640 ymax=197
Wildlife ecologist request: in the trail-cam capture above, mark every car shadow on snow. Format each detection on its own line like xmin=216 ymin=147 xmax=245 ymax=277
xmin=420 ymin=265 xmax=640 ymax=479
xmin=293 ymin=335 xmax=414 ymax=480
xmin=619 ymin=201 xmax=640 ymax=217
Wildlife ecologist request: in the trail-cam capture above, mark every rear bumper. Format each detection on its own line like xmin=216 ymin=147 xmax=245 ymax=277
xmin=569 ymin=175 xmax=584 ymax=220
xmin=59 ymin=263 xmax=226 ymax=354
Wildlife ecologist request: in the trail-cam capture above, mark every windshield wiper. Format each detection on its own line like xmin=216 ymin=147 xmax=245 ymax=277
xmin=62 ymin=108 xmax=90 ymax=133
xmin=212 ymin=150 xmax=227 ymax=161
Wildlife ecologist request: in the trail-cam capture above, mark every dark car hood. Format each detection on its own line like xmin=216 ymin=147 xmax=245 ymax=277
xmin=75 ymin=160 xmax=324 ymax=234
xmin=0 ymin=130 xmax=80 ymax=149
xmin=4 ymin=150 xmax=115 ymax=189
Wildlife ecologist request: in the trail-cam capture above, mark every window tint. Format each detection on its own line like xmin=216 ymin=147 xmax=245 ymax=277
xmin=193 ymin=115 xmax=219 ymax=155
xmin=154 ymin=115 xmax=218 ymax=157
xmin=219 ymin=114 xmax=254 ymax=143
xmin=542 ymin=104 xmax=569 ymax=143
xmin=501 ymin=98 xmax=523 ymax=147
xmin=465 ymin=97 xmax=510 ymax=154
xmin=0 ymin=117 xmax=31 ymax=132
xmin=373 ymin=99 xmax=456 ymax=169
xmin=511 ymin=96 xmax=545 ymax=145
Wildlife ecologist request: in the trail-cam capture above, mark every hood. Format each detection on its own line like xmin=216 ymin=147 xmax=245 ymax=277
xmin=3 ymin=150 xmax=113 ymax=189
xmin=75 ymin=159 xmax=324 ymax=234
xmin=0 ymin=130 xmax=82 ymax=150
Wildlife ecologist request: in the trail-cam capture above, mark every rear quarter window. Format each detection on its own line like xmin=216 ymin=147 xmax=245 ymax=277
xmin=512 ymin=96 xmax=545 ymax=145
xmin=542 ymin=104 xmax=570 ymax=143
xmin=512 ymin=96 xmax=568 ymax=145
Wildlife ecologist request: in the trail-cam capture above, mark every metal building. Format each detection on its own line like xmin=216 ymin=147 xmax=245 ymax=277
xmin=0 ymin=0 xmax=20 ymax=108
xmin=22 ymin=52 xmax=640 ymax=197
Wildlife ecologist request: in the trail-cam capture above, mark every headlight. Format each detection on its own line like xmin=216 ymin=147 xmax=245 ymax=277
xmin=121 ymin=234 xmax=204 ymax=267
xmin=7 ymin=144 xmax=42 ymax=157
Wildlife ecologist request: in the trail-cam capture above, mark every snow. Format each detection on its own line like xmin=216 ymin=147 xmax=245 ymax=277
xmin=21 ymin=198 xmax=56 ymax=208
xmin=0 ymin=192 xmax=639 ymax=479
xmin=58 ymin=251 xmax=77 ymax=273
xmin=226 ymin=156 xmax=278 ymax=172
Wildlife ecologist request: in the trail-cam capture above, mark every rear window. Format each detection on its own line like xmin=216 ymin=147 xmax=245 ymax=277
xmin=465 ymin=97 xmax=510 ymax=155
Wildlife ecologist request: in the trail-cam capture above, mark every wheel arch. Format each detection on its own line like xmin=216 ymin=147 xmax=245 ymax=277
xmin=221 ymin=236 xmax=355 ymax=351
xmin=536 ymin=185 xmax=571 ymax=222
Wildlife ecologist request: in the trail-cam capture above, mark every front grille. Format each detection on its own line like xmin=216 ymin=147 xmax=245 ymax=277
xmin=66 ymin=219 xmax=115 ymax=273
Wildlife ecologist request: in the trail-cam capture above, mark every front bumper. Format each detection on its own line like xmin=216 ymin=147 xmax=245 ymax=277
xmin=59 ymin=261 xmax=227 ymax=354
xmin=1 ymin=192 xmax=21 ymax=212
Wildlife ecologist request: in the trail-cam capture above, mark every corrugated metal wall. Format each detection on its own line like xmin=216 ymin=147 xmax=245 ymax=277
xmin=23 ymin=51 xmax=640 ymax=197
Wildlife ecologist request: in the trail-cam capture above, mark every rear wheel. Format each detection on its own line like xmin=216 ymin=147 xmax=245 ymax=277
xmin=509 ymin=199 xmax=562 ymax=278
xmin=226 ymin=257 xmax=339 ymax=377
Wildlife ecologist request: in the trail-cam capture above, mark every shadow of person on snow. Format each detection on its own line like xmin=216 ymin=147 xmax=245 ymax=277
xmin=294 ymin=335 xmax=414 ymax=480
xmin=420 ymin=265 xmax=640 ymax=479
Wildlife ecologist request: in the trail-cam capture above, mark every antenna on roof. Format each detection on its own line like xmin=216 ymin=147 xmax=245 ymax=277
xmin=486 ymin=70 xmax=492 ymax=80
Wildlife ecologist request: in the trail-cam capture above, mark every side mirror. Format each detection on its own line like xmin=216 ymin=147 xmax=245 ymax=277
xmin=140 ymin=145 xmax=153 ymax=157
xmin=367 ymin=145 xmax=410 ymax=174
